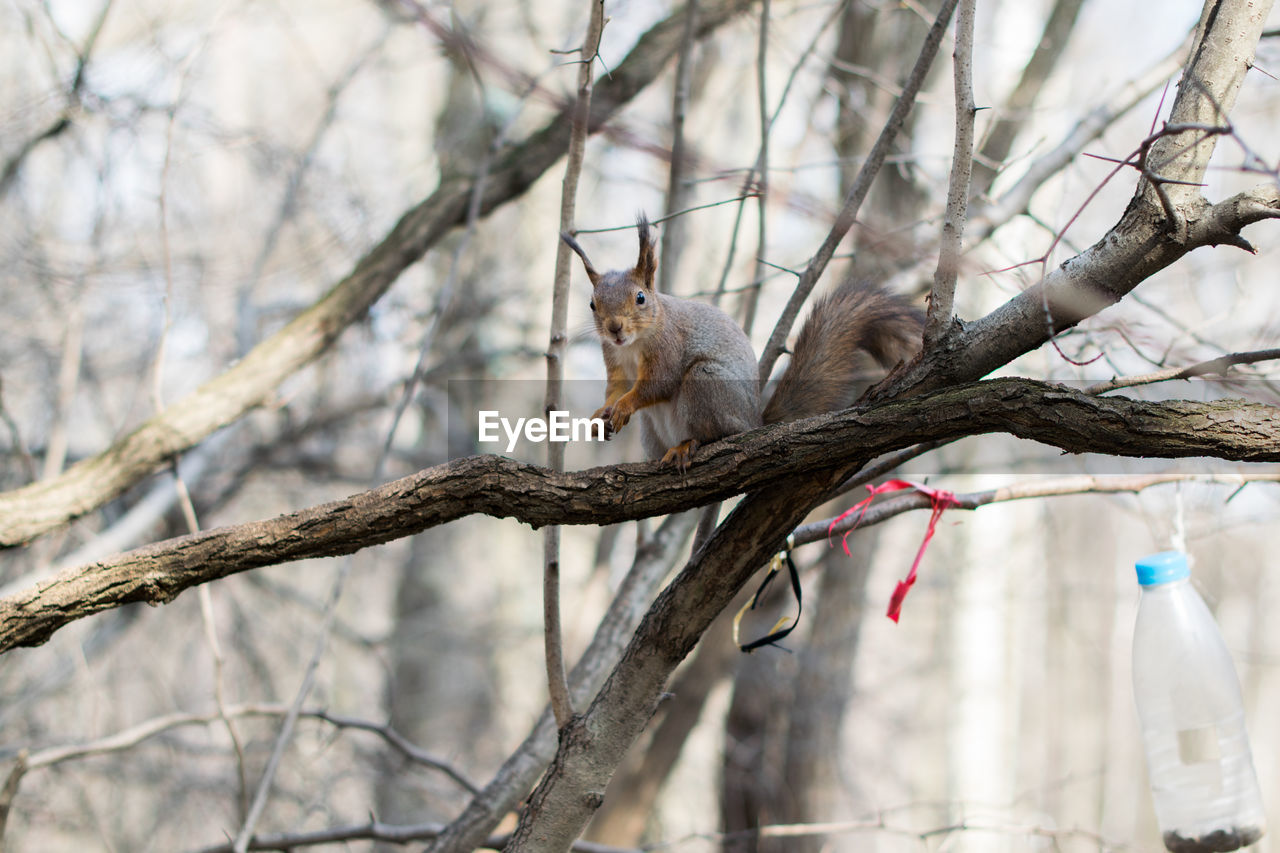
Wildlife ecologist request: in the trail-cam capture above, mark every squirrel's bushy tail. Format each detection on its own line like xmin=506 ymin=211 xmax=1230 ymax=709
xmin=762 ymin=280 xmax=922 ymax=424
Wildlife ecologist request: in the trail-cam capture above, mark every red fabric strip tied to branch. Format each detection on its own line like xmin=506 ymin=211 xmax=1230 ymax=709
xmin=827 ymin=479 xmax=959 ymax=623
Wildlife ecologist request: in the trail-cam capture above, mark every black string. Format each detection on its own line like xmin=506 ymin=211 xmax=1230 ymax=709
xmin=738 ymin=552 xmax=802 ymax=653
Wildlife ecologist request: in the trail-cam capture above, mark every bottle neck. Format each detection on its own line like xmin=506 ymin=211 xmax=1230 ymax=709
xmin=1140 ymin=576 xmax=1191 ymax=592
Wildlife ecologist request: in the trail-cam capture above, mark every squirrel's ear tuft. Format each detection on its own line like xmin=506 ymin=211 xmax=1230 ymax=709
xmin=634 ymin=214 xmax=656 ymax=286
xmin=561 ymin=231 xmax=600 ymax=285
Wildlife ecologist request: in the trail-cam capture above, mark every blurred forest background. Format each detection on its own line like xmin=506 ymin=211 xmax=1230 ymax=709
xmin=2 ymin=0 xmax=1280 ymax=850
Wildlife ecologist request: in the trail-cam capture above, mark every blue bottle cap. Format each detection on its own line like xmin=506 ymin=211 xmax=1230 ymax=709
xmin=1135 ymin=551 xmax=1190 ymax=586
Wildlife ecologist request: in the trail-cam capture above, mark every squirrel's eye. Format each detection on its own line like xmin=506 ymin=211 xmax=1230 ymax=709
xmin=635 ymin=291 xmax=646 ymax=305
xmin=589 ymin=299 xmax=596 ymax=312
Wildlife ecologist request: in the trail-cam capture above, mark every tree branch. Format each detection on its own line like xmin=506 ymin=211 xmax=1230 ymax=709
xmin=757 ymin=0 xmax=960 ymax=381
xmin=877 ymin=0 xmax=1275 ymax=398
xmin=0 ymin=0 xmax=758 ymax=548
xmin=1086 ymin=347 xmax=1280 ymax=394
xmin=923 ymin=0 xmax=977 ymax=347
xmin=505 ymin=468 xmax=855 ymax=850
xmin=4 ymin=378 xmax=1278 ymax=655
xmin=876 ymin=180 xmax=1280 ymax=398
xmin=424 ymin=512 xmax=698 ymax=853
xmin=802 ymin=472 xmax=1280 ymax=547
xmin=544 ymin=0 xmax=606 ymax=735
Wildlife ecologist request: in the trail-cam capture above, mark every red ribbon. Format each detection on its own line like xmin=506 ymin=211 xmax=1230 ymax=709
xmin=827 ymin=479 xmax=958 ymax=623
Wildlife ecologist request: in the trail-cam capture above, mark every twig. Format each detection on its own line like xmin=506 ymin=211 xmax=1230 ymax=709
xmin=657 ymin=0 xmax=698 ymax=295
xmin=40 ymin=304 xmax=84 ymax=481
xmin=0 ymin=0 xmax=114 ymax=196
xmin=236 ymin=26 xmax=393 ymax=356
xmin=156 ymin=54 xmax=252 ymax=820
xmin=572 ymin=194 xmax=758 ymax=235
xmin=192 ymin=820 xmax=634 ymax=853
xmin=923 ymin=0 xmax=977 ymax=347
xmin=5 ymin=703 xmax=477 ymax=793
xmin=422 ymin=512 xmax=697 ymax=853
xmin=739 ymin=0 xmax=770 ymax=336
xmin=0 ymin=379 xmax=35 ymax=483
xmin=961 ymin=30 xmax=1190 ymax=247
xmin=1086 ymin=348 xmax=1280 ymax=394
xmin=543 ymin=0 xmax=606 ymax=731
xmin=834 ymin=441 xmax=949 ymax=499
xmin=660 ymin=811 xmax=1132 ymax=850
xmin=798 ymin=472 xmax=1280 ymax=546
xmin=758 ymin=0 xmax=961 ymax=382
xmin=376 ymin=45 xmax=546 ymax=483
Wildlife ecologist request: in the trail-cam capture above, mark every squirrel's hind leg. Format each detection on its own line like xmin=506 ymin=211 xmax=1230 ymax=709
xmin=660 ymin=439 xmax=699 ymax=472
xmin=659 ymin=364 xmax=762 ymax=468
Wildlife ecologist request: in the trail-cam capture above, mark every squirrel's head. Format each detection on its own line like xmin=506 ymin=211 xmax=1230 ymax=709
xmin=561 ymin=214 xmax=660 ymax=348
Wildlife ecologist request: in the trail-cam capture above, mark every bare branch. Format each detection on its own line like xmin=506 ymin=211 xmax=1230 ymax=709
xmin=963 ymin=30 xmax=1191 ymax=246
xmin=656 ymin=0 xmax=699 ymax=296
xmin=424 ymin=513 xmax=697 ymax=853
xmin=757 ymin=0 xmax=961 ymax=382
xmin=544 ymin=0 xmax=606 ymax=734
xmin=922 ymin=0 xmax=977 ymax=347
xmin=0 ymin=0 xmax=114 ymax=196
xmin=739 ymin=0 xmax=771 ymax=336
xmin=1086 ymin=348 xmax=1280 ymax=394
xmin=193 ymin=820 xmax=634 ymax=853
xmin=800 ymin=472 xmax=1280 ymax=547
xmin=875 ymin=175 xmax=1280 ymax=398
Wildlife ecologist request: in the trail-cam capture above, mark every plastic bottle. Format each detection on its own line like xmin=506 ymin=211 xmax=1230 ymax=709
xmin=1132 ymin=551 xmax=1266 ymax=853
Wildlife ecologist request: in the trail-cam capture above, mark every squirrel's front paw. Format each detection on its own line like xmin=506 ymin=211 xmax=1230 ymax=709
xmin=594 ymin=401 xmax=633 ymax=436
xmin=591 ymin=405 xmax=619 ymax=439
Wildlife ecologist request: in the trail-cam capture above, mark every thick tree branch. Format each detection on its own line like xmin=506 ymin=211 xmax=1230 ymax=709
xmin=0 ymin=0 xmax=757 ymax=548
xmin=3 ymin=378 xmax=1278 ymax=655
xmin=1142 ymin=0 xmax=1266 ymax=209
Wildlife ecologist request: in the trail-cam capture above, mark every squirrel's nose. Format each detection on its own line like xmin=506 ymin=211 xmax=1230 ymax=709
xmin=607 ymin=320 xmax=623 ymax=335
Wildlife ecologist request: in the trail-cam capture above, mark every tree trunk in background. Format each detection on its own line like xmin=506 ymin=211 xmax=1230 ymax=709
xmin=585 ymin=604 xmax=740 ymax=844
xmin=829 ymin=1 xmax=934 ymax=281
xmin=778 ymin=540 xmax=875 ymax=853
xmin=376 ymin=527 xmax=498 ymax=830
xmin=720 ymin=629 xmax=789 ymax=853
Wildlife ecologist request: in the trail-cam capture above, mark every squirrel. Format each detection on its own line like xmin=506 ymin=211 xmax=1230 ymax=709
xmin=561 ymin=215 xmax=923 ymax=469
